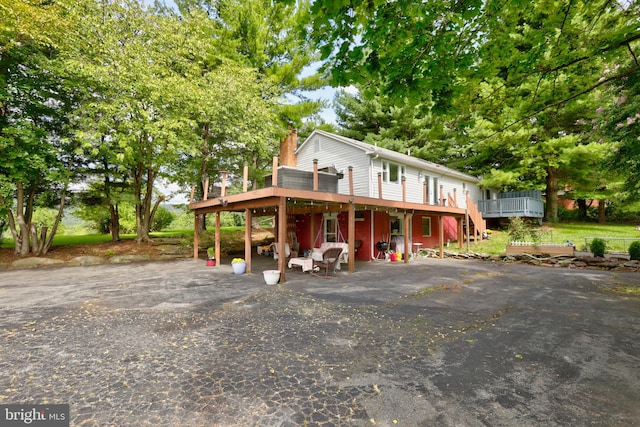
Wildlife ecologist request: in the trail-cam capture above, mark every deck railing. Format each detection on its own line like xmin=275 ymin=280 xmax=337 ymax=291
xmin=477 ymin=197 xmax=544 ymax=219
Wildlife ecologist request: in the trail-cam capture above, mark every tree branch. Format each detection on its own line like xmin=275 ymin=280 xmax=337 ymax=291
xmin=480 ymin=64 xmax=640 ymax=142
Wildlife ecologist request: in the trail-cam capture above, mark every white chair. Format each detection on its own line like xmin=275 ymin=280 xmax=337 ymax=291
xmin=273 ymin=242 xmax=291 ymax=261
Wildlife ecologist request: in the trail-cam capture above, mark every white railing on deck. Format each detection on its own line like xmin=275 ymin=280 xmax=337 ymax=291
xmin=477 ymin=197 xmax=544 ymax=218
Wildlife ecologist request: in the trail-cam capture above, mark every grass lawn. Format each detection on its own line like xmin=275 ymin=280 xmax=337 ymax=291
xmin=3 ymin=222 xmax=640 ymax=256
xmin=463 ymin=222 xmax=640 ymax=255
xmin=0 ymin=229 xmax=195 ymax=249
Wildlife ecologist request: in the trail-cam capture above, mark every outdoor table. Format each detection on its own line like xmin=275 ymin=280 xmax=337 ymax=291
xmin=288 ymin=257 xmax=314 ymax=272
xmin=412 ymin=242 xmax=423 ymax=258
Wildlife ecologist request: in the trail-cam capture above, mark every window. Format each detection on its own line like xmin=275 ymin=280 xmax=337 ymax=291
xmin=324 ymin=213 xmax=337 ymax=242
xmin=433 ymin=177 xmax=439 ymax=204
xmin=422 ymin=217 xmax=432 ymax=237
xmin=314 ymin=138 xmax=321 ymax=152
xmin=390 ymin=215 xmax=403 ymax=235
xmin=382 ymin=161 xmax=404 ymax=184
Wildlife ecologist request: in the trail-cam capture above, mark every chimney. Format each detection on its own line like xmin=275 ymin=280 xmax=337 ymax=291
xmin=279 ymin=129 xmax=298 ymax=167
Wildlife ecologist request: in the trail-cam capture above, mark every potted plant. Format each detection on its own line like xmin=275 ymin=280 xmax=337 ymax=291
xmin=206 ymin=247 xmax=216 ymax=266
xmin=231 ymin=257 xmax=246 ymax=274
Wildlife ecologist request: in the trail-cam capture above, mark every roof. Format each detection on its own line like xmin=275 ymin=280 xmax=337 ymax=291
xmin=298 ymin=129 xmax=480 ymax=183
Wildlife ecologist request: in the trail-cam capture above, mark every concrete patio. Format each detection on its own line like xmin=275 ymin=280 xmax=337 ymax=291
xmin=1 ymin=257 xmax=639 ymax=426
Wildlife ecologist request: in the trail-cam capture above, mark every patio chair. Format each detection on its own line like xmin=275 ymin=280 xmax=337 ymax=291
xmin=313 ymin=247 xmax=343 ymax=277
xmin=273 ymin=242 xmax=291 ymax=261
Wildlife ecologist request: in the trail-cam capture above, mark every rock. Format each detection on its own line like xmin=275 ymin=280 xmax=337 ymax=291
xmin=12 ymin=257 xmax=64 ymax=269
xmin=67 ymin=256 xmax=107 ymax=266
xmin=154 ymin=244 xmax=189 ymax=255
xmin=109 ymin=255 xmax=151 ymax=264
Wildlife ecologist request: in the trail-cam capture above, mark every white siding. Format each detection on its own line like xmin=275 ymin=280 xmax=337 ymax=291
xmin=296 ymin=134 xmax=371 ymax=196
xmin=296 ymin=131 xmax=483 ymax=206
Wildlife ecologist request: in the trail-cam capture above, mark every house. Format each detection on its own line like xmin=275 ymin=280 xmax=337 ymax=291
xmin=189 ymin=130 xmax=486 ymax=282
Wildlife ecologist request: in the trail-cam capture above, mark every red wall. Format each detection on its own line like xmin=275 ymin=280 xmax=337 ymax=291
xmin=291 ymin=211 xmax=460 ymax=261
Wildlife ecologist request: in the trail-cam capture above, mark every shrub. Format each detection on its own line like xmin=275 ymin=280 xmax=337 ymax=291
xmin=628 ymin=241 xmax=640 ymax=260
xmin=590 ymin=238 xmax=607 ymax=257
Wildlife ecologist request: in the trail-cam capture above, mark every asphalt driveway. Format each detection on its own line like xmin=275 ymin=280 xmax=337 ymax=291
xmin=1 ymin=257 xmax=639 ymax=426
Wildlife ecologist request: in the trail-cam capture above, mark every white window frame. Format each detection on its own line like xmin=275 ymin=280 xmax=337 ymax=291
xmin=323 ymin=213 xmax=338 ymax=242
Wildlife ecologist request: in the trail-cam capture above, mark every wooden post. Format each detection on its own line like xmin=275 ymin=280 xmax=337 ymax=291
xmin=310 ymin=209 xmax=316 ymax=250
xmin=348 ymin=166 xmax=354 ymax=196
xmin=215 ymin=212 xmax=221 ymax=265
xmin=439 ymin=185 xmax=444 ymax=206
xmin=243 ymin=162 xmax=248 ymax=193
xmin=190 ymin=185 xmax=195 ymax=204
xmin=221 ymin=171 xmax=227 ymax=197
xmin=404 ymin=212 xmax=410 ymax=264
xmin=272 ymin=156 xmax=278 ymax=187
xmin=458 ymin=217 xmax=464 ymax=249
xmin=348 ymin=202 xmax=355 ymax=273
xmin=313 ymin=159 xmax=319 ymax=191
xmin=466 ymin=191 xmax=471 ymax=252
xmin=423 ymin=181 xmax=427 ymax=204
xmin=378 ymin=172 xmax=383 ymax=199
xmin=278 ymin=197 xmax=287 ymax=282
xmin=245 ymin=208 xmax=252 ymax=273
xmin=193 ymin=212 xmax=199 ymax=260
xmin=438 ymin=215 xmax=444 ymax=259
xmin=453 ymin=188 xmax=457 ymax=207
xmin=203 ymin=178 xmax=209 ymax=200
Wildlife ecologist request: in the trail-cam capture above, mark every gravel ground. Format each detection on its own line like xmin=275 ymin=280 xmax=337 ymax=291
xmin=1 ymin=257 xmax=639 ymax=426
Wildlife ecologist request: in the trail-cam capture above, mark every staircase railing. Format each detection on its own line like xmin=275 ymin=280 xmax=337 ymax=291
xmin=466 ymin=193 xmax=486 ymax=242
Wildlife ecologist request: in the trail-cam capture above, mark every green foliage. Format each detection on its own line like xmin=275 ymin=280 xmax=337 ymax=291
xmin=507 ymin=217 xmax=540 ymax=243
xmin=32 ymin=208 xmax=66 ymax=236
xmin=151 ymin=206 xmax=176 ymax=232
xmin=628 ymin=241 xmax=640 ymax=261
xmin=590 ymin=238 xmax=607 ymax=257
xmin=207 ymin=247 xmax=215 ymax=259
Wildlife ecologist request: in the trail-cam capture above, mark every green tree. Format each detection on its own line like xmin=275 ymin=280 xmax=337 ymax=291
xmin=0 ymin=0 xmax=79 ymax=255
xmin=312 ymin=0 xmax=639 ymax=222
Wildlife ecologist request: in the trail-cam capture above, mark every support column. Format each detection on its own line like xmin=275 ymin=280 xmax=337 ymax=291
xmin=278 ymin=197 xmax=287 ymax=282
xmin=423 ymin=181 xmax=427 ymax=204
xmin=404 ymin=212 xmax=410 ymax=264
xmin=193 ymin=213 xmax=199 ymax=260
xmin=348 ymin=202 xmax=355 ymax=273
xmin=220 ymin=171 xmax=227 ymax=197
xmin=215 ymin=212 xmax=221 ymax=264
xmin=458 ymin=217 xmax=464 ymax=249
xmin=272 ymin=156 xmax=278 ymax=186
xmin=438 ymin=215 xmax=444 ymax=259
xmin=378 ymin=172 xmax=383 ymax=199
xmin=313 ymin=159 xmax=319 ymax=191
xmin=242 ymin=162 xmax=248 ymax=193
xmin=245 ymin=208 xmax=252 ymax=273
xmin=348 ymin=166 xmax=354 ymax=196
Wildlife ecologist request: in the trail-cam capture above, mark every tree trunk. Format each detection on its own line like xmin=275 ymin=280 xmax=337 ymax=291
xmin=598 ymin=199 xmax=606 ymax=224
xmin=577 ymin=199 xmax=588 ymax=220
xmin=109 ymin=204 xmax=121 ymax=241
xmin=41 ymin=184 xmax=67 ymax=255
xmin=545 ymin=166 xmax=559 ymax=222
xmin=15 ymin=183 xmax=31 ymax=256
